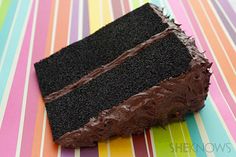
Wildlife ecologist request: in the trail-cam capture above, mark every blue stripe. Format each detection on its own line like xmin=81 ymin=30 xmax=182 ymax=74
xmin=0 ymin=0 xmax=31 ymax=106
xmin=186 ymin=115 xmax=207 ymax=157
xmin=0 ymin=0 xmax=18 ymax=61
xmin=199 ymin=98 xmax=236 ymax=157
xmin=150 ymin=0 xmax=161 ymax=6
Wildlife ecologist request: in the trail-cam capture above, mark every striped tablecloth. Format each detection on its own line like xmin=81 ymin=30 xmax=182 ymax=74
xmin=0 ymin=0 xmax=236 ymax=157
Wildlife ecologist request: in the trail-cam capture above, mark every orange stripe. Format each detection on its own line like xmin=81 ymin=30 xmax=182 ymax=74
xmin=30 ymin=1 xmax=56 ymax=157
xmin=188 ymin=0 xmax=236 ymax=94
xmin=43 ymin=0 xmax=71 ymax=157
xmin=202 ymin=0 xmax=236 ymax=67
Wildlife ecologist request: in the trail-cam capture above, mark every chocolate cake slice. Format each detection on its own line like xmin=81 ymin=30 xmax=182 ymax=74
xmin=34 ymin=3 xmax=211 ymax=148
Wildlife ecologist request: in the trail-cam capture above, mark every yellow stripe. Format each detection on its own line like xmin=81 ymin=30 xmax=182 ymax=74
xmin=110 ymin=137 xmax=133 ymax=157
xmin=98 ymin=141 xmax=109 ymax=157
xmin=88 ymin=0 xmax=101 ymax=33
xmin=102 ymin=0 xmax=112 ymax=25
xmin=143 ymin=0 xmax=150 ymax=4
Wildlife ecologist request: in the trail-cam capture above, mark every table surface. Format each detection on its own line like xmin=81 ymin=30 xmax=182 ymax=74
xmin=0 ymin=0 xmax=236 ymax=157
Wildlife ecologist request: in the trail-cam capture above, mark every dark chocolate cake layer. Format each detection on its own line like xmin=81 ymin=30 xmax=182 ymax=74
xmin=46 ymin=31 xmax=192 ymax=140
xmin=34 ymin=3 xmax=169 ymax=97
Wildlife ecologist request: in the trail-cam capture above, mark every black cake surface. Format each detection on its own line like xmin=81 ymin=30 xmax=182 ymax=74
xmin=34 ymin=3 xmax=169 ymax=97
xmin=46 ymin=33 xmax=192 ymax=140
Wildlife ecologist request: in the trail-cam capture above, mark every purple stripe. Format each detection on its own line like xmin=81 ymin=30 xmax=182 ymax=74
xmin=19 ymin=0 xmax=52 ymax=157
xmin=83 ymin=0 xmax=90 ymax=38
xmin=181 ymin=0 xmax=236 ymax=115
xmin=61 ymin=148 xmax=75 ymax=157
xmin=211 ymin=0 xmax=236 ymax=44
xmin=219 ymin=0 xmax=236 ymax=28
xmin=70 ymin=0 xmax=79 ymax=43
xmin=80 ymin=146 xmax=98 ymax=157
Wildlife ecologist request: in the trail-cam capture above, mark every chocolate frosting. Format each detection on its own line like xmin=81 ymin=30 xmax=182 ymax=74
xmin=55 ymin=26 xmax=212 ymax=148
xmin=46 ymin=4 xmax=212 ymax=148
xmin=56 ymin=62 xmax=211 ymax=148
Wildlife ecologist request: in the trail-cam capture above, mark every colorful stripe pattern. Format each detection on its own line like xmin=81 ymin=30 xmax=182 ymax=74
xmin=0 ymin=0 xmax=235 ymax=156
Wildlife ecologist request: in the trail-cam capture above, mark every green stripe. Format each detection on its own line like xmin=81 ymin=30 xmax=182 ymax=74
xmin=152 ymin=125 xmax=176 ymax=157
xmin=0 ymin=0 xmax=11 ymax=31
xmin=169 ymin=122 xmax=195 ymax=157
xmin=132 ymin=0 xmax=140 ymax=9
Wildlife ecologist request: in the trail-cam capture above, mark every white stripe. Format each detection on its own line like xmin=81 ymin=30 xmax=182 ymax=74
xmin=128 ymin=0 xmax=133 ymax=11
xmin=168 ymin=125 xmax=177 ymax=157
xmin=198 ymin=0 xmax=236 ymax=74
xmin=144 ymin=130 xmax=151 ymax=157
xmin=0 ymin=0 xmax=30 ymax=127
xmin=75 ymin=148 xmax=80 ymax=157
xmin=14 ymin=0 xmax=36 ymax=156
xmin=57 ymin=146 xmax=61 ymax=157
xmin=179 ymin=122 xmax=191 ymax=157
xmin=130 ymin=137 xmax=136 ymax=157
xmin=150 ymin=129 xmax=157 ymax=157
xmin=100 ymin=0 xmax=103 ymax=26
xmin=194 ymin=113 xmax=215 ymax=157
xmin=67 ymin=0 xmax=73 ymax=45
xmin=209 ymin=0 xmax=236 ymax=51
xmin=39 ymin=0 xmax=59 ymax=156
xmin=109 ymin=0 xmax=114 ymax=20
xmin=107 ymin=140 xmax=111 ymax=157
xmin=0 ymin=0 xmax=3 ymax=7
xmin=78 ymin=0 xmax=83 ymax=40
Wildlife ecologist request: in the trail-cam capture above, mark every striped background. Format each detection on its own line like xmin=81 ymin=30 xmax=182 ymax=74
xmin=0 ymin=0 xmax=235 ymax=156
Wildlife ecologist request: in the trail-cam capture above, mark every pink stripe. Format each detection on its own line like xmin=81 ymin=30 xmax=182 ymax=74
xmin=168 ymin=0 xmax=236 ymax=117
xmin=19 ymin=1 xmax=52 ymax=157
xmin=111 ymin=0 xmax=123 ymax=19
xmin=122 ymin=0 xmax=130 ymax=13
xmin=210 ymin=76 xmax=236 ymax=140
xmin=181 ymin=0 xmax=236 ymax=115
xmin=181 ymin=0 xmax=236 ymax=117
xmin=0 ymin=1 xmax=35 ymax=157
xmin=168 ymin=0 xmax=236 ymax=141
